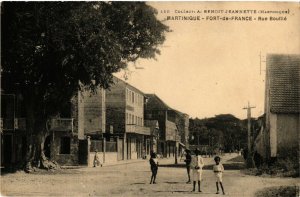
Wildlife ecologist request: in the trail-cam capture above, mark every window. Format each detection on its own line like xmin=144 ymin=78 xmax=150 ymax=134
xmin=132 ymin=92 xmax=134 ymax=103
xmin=132 ymin=115 xmax=134 ymax=124
xmin=60 ymin=137 xmax=71 ymax=154
xmin=126 ymin=113 xmax=128 ymax=124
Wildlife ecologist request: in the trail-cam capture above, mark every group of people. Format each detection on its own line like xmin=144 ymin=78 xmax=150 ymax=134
xmin=149 ymin=149 xmax=225 ymax=195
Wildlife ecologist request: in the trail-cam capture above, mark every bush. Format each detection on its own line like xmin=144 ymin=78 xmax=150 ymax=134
xmin=255 ymin=186 xmax=299 ymax=197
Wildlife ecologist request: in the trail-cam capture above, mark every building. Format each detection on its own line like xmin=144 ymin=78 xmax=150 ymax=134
xmin=168 ymin=110 xmax=190 ymax=149
xmin=264 ymin=54 xmax=300 ymax=160
xmin=1 ymin=93 xmax=27 ymax=168
xmin=49 ymin=88 xmax=106 ymax=166
xmin=144 ymin=120 xmax=159 ymax=154
xmin=106 ymin=76 xmax=151 ymax=160
xmin=144 ymin=94 xmax=186 ymax=158
xmin=1 ymin=88 xmax=106 ymax=167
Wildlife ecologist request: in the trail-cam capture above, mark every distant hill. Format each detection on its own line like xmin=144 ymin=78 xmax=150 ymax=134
xmin=189 ymin=114 xmax=247 ymax=152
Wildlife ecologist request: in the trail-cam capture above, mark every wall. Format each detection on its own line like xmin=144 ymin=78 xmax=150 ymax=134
xmin=165 ymin=120 xmax=177 ymax=141
xmin=276 ymin=114 xmax=299 ymax=156
xmin=71 ymin=93 xmax=84 ymax=139
xmin=51 ymin=132 xmax=79 ymax=166
xmin=125 ymin=86 xmax=145 ymax=127
xmin=83 ymin=88 xmax=106 ymax=134
xmin=269 ymin=113 xmax=277 ymax=157
xmin=106 ymin=77 xmax=126 ymax=134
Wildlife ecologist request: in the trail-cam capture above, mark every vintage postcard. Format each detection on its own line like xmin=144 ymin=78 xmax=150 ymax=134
xmin=1 ymin=1 xmax=299 ymax=197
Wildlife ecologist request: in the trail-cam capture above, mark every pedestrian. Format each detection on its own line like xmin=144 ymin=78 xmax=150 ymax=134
xmin=213 ymin=156 xmax=225 ymax=195
xmin=184 ymin=149 xmax=192 ymax=183
xmin=149 ymin=152 xmax=158 ymax=184
xmin=190 ymin=148 xmax=204 ymax=192
xmin=93 ymin=150 xmax=102 ymax=167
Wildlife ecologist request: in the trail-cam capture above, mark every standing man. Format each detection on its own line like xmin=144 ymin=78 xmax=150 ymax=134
xmin=190 ymin=148 xmax=205 ymax=192
xmin=184 ymin=149 xmax=192 ymax=183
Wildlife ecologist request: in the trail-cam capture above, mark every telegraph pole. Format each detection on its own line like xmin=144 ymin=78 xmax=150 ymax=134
xmin=243 ymin=101 xmax=256 ymax=167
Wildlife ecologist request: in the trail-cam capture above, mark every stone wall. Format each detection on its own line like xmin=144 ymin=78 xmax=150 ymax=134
xmin=51 ymin=131 xmax=79 ymax=166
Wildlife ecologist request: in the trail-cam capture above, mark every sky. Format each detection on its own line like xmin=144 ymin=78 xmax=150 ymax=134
xmin=115 ymin=2 xmax=300 ymax=120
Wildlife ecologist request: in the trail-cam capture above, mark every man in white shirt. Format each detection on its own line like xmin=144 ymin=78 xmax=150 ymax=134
xmin=190 ymin=148 xmax=205 ymax=192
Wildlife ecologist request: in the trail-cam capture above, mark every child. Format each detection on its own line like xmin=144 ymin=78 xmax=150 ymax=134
xmin=93 ymin=150 xmax=102 ymax=167
xmin=149 ymin=152 xmax=158 ymax=184
xmin=213 ymin=156 xmax=225 ymax=195
xmin=184 ymin=149 xmax=192 ymax=183
xmin=190 ymin=149 xmax=204 ymax=192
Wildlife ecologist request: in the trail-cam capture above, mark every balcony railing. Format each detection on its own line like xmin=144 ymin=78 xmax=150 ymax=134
xmin=1 ymin=118 xmax=14 ymax=130
xmin=0 ymin=118 xmax=74 ymax=133
xmin=0 ymin=118 xmax=27 ymax=131
xmin=50 ymin=118 xmax=74 ymax=133
xmin=125 ymin=124 xmax=151 ymax=135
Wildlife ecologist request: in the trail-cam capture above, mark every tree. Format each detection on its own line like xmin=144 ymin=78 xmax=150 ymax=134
xmin=1 ymin=2 xmax=168 ymax=170
xmin=189 ymin=114 xmax=247 ymax=152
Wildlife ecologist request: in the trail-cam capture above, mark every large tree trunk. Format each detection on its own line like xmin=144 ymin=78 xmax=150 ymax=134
xmin=24 ymin=101 xmax=60 ymax=172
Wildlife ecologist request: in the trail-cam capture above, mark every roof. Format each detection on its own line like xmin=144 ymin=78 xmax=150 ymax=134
xmin=112 ymin=76 xmax=145 ymax=96
xmin=267 ymin=54 xmax=300 ymax=113
xmin=145 ymin=94 xmax=172 ymax=110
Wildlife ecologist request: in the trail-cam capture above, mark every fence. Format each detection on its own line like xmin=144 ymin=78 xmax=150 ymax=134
xmin=90 ymin=140 xmax=117 ymax=152
xmin=106 ymin=141 xmax=117 ymax=152
xmin=90 ymin=140 xmax=103 ymax=152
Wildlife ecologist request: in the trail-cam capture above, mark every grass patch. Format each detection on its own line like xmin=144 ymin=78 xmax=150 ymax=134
xmin=227 ymin=155 xmax=245 ymax=163
xmin=255 ymin=186 xmax=299 ymax=197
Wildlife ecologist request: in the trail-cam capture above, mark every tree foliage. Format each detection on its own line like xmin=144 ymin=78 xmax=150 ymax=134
xmin=1 ymin=1 xmax=168 ymax=118
xmin=189 ymin=114 xmax=247 ymax=152
xmin=1 ymin=2 xmax=168 ymax=168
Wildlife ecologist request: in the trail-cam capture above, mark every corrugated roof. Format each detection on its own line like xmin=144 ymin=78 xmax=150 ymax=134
xmin=267 ymin=54 xmax=300 ymax=113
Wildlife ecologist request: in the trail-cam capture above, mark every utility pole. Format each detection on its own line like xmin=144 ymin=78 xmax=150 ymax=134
xmin=243 ymin=101 xmax=256 ymax=167
xmin=175 ymin=129 xmax=178 ymax=165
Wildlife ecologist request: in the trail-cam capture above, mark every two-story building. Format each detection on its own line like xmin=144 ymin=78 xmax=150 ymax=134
xmin=106 ymin=76 xmax=151 ymax=160
xmin=144 ymin=94 xmax=183 ymax=158
xmin=49 ymin=88 xmax=106 ymax=166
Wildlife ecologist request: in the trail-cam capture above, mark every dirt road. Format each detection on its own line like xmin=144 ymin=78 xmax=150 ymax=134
xmin=1 ymin=154 xmax=299 ymax=197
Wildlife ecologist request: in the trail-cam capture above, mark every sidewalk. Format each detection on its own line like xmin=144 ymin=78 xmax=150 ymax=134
xmin=62 ymin=153 xmax=239 ymax=170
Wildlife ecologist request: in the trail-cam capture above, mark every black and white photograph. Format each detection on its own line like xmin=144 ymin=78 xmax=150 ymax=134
xmin=1 ymin=1 xmax=299 ymax=197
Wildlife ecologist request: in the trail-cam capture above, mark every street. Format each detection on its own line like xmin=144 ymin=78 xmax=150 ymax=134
xmin=1 ymin=154 xmax=299 ymax=197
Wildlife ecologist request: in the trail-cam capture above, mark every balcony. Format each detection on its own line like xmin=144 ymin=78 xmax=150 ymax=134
xmin=15 ymin=118 xmax=26 ymax=130
xmin=50 ymin=118 xmax=74 ymax=133
xmin=125 ymin=124 xmax=151 ymax=135
xmin=0 ymin=118 xmax=27 ymax=131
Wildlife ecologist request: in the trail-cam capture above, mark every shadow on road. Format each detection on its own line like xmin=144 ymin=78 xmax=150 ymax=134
xmin=154 ymin=190 xmax=189 ymax=193
xmin=131 ymin=182 xmax=146 ymax=185
xmin=159 ymin=159 xmax=245 ymax=170
xmin=165 ymin=181 xmax=182 ymax=184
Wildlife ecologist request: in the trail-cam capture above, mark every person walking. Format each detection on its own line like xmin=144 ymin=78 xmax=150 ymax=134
xmin=149 ymin=152 xmax=159 ymax=184
xmin=190 ymin=148 xmax=205 ymax=192
xmin=93 ymin=150 xmax=102 ymax=167
xmin=184 ymin=149 xmax=192 ymax=183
